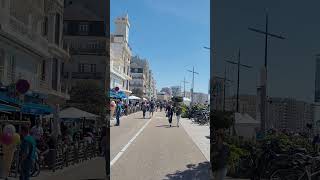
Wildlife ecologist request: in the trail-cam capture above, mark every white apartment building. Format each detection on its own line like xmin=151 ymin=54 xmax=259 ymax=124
xmin=110 ymin=14 xmax=132 ymax=96
xmin=130 ymin=56 xmax=149 ymax=98
xmin=0 ymin=0 xmax=70 ymax=106
xmin=266 ymin=97 xmax=314 ymax=133
xmin=148 ymin=70 xmax=156 ymax=100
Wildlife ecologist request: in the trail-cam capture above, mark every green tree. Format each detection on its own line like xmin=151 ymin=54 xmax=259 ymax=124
xmin=211 ymin=110 xmax=233 ymax=130
xmin=68 ymin=80 xmax=105 ymax=115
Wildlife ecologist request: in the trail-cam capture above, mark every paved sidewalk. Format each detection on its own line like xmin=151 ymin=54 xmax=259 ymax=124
xmin=9 ymin=157 xmax=106 ymax=180
xmin=180 ymin=117 xmax=210 ymax=162
xmin=111 ymin=111 xmax=210 ymax=180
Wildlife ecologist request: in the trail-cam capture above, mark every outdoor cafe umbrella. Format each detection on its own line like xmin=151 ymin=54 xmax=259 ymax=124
xmin=128 ymin=95 xmax=141 ymax=100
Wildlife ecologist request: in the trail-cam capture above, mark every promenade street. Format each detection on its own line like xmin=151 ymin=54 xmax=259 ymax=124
xmin=111 ymin=111 xmax=210 ymax=180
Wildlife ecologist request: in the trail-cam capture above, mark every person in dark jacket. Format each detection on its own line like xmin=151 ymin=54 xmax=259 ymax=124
xmin=142 ymin=102 xmax=147 ymax=118
xmin=212 ymin=129 xmax=230 ymax=180
xmin=167 ymin=105 xmax=174 ymax=127
xmin=115 ymin=100 xmax=123 ymax=126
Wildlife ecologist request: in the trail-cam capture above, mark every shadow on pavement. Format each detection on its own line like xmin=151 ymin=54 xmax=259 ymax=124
xmin=164 ymin=161 xmax=211 ymax=180
xmin=156 ymin=125 xmax=178 ymax=128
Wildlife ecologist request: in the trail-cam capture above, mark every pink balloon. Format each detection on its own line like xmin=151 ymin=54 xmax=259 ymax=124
xmin=1 ymin=132 xmax=13 ymax=145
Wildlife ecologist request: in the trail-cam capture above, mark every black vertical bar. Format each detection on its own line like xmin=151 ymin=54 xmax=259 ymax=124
xmin=265 ymin=12 xmax=268 ymax=69
xmin=223 ymin=66 xmax=226 ymax=111
xmin=236 ymin=49 xmax=240 ymax=113
xmin=105 ymin=0 xmax=110 ymax=179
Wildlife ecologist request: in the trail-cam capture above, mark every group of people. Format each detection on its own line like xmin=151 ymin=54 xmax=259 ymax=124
xmin=141 ymin=100 xmax=156 ymax=119
xmin=0 ymin=124 xmax=37 ymax=180
xmin=164 ymin=102 xmax=182 ymax=127
xmin=0 ymin=118 xmax=107 ymax=180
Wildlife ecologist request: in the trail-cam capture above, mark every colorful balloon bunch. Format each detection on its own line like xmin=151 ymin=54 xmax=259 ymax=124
xmin=0 ymin=124 xmax=20 ymax=146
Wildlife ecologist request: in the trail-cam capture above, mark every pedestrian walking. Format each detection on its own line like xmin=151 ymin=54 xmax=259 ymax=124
xmin=176 ymin=105 xmax=182 ymax=127
xmin=19 ymin=125 xmax=36 ymax=180
xmin=160 ymin=103 xmax=163 ymax=112
xmin=115 ymin=100 xmax=123 ymax=126
xmin=142 ymin=102 xmax=147 ymax=119
xmin=212 ymin=129 xmax=230 ymax=180
xmin=30 ymin=119 xmax=44 ymax=146
xmin=150 ymin=100 xmax=155 ymax=117
xmin=167 ymin=105 xmax=174 ymax=127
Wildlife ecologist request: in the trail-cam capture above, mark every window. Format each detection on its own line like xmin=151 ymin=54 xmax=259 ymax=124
xmin=42 ymin=16 xmax=48 ymax=36
xmin=90 ymin=64 xmax=96 ymax=73
xmin=52 ymin=59 xmax=58 ymax=90
xmin=78 ymin=64 xmax=85 ymax=72
xmin=63 ymin=22 xmax=68 ymax=33
xmin=41 ymin=60 xmax=46 ymax=80
xmin=55 ymin=13 xmax=61 ymax=45
xmin=79 ymin=24 xmax=88 ymax=33
xmin=61 ymin=62 xmax=64 ymax=75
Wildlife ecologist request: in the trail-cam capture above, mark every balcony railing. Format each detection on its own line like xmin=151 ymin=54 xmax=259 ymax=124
xmin=71 ymin=72 xmax=104 ymax=80
xmin=64 ymin=38 xmax=107 ymax=55
xmin=8 ymin=16 xmax=49 ymax=53
xmin=39 ymin=79 xmax=49 ymax=90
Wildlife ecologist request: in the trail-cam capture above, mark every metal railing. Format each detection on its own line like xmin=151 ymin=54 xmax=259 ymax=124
xmin=71 ymin=72 xmax=104 ymax=80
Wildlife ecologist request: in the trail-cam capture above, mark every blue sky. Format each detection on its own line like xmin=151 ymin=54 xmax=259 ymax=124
xmin=111 ymin=0 xmax=210 ymax=94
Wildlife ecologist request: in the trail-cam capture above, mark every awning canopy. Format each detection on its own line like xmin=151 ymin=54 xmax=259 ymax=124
xmin=21 ymin=103 xmax=53 ymax=115
xmin=0 ymin=93 xmax=21 ymax=105
xmin=128 ymin=95 xmax=141 ymax=100
xmin=0 ymin=104 xmax=20 ymax=113
xmin=109 ymin=89 xmax=127 ymax=99
xmin=59 ymin=107 xmax=99 ymax=119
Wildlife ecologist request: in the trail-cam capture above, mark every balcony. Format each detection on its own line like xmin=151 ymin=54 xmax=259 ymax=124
xmin=71 ymin=72 xmax=104 ymax=80
xmin=6 ymin=16 xmax=49 ymax=56
xmin=64 ymin=38 xmax=107 ymax=56
xmin=35 ymin=78 xmax=70 ymax=100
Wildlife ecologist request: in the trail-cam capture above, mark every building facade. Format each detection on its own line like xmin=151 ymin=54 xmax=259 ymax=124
xmin=130 ymin=56 xmax=149 ymax=98
xmin=148 ymin=70 xmax=156 ymax=100
xmin=0 ymin=0 xmax=70 ymax=106
xmin=157 ymin=92 xmax=170 ymax=101
xmin=315 ymin=55 xmax=320 ymax=102
xmin=193 ymin=92 xmax=209 ymax=104
xmin=171 ymin=86 xmax=182 ymax=97
xmin=267 ymin=97 xmax=314 ymax=133
xmin=62 ymin=1 xmax=107 ymax=91
xmin=225 ymin=95 xmax=257 ymax=120
xmin=110 ymin=14 xmax=132 ymax=95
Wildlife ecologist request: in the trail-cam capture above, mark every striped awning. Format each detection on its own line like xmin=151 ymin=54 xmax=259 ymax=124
xmin=0 ymin=103 xmax=20 ymax=113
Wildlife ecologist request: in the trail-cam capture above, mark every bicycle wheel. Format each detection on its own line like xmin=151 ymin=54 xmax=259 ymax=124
xmin=270 ymin=168 xmax=305 ymax=180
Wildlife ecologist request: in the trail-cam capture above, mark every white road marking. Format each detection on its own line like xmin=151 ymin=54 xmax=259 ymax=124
xmin=110 ymin=116 xmax=153 ymax=166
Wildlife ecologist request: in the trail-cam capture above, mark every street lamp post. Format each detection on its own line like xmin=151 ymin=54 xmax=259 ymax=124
xmin=226 ymin=49 xmax=252 ymax=136
xmin=187 ymin=67 xmax=199 ymax=105
xmin=181 ymin=77 xmax=189 ymax=98
xmin=226 ymin=49 xmax=252 ymax=113
xmin=248 ymin=11 xmax=285 ymax=134
xmin=214 ymin=66 xmax=232 ymax=112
